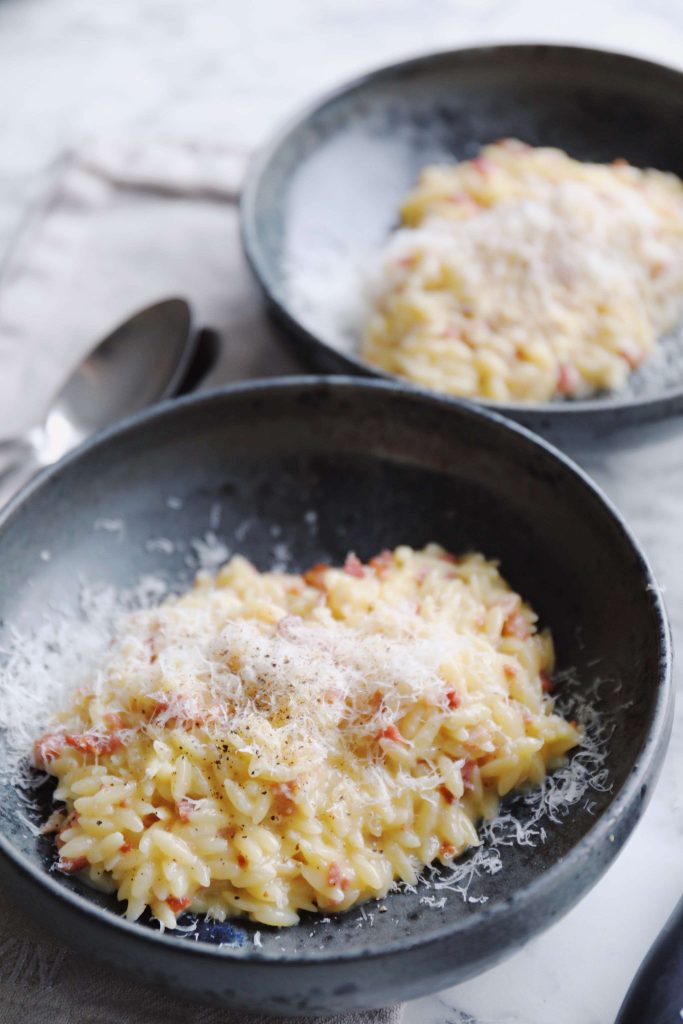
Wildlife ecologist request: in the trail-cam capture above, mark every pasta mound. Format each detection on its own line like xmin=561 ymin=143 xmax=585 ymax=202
xmin=362 ymin=140 xmax=683 ymax=402
xmin=35 ymin=544 xmax=579 ymax=928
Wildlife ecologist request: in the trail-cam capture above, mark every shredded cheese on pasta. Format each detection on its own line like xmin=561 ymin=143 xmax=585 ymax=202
xmin=362 ymin=141 xmax=683 ymax=402
xmin=36 ymin=544 xmax=579 ymax=928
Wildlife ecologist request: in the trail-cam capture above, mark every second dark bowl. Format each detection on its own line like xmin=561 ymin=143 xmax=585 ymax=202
xmin=242 ymin=44 xmax=683 ymax=437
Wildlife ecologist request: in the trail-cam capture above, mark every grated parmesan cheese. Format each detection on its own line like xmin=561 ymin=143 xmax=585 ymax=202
xmin=26 ymin=544 xmax=581 ymax=928
xmin=362 ymin=141 xmax=683 ymax=402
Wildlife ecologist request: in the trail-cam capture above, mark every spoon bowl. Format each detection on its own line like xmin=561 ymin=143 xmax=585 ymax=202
xmin=41 ymin=298 xmax=195 ymax=460
xmin=0 ymin=298 xmax=195 ymax=502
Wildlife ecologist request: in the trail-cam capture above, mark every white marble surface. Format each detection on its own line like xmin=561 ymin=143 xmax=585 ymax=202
xmin=0 ymin=1 xmax=682 ymax=1022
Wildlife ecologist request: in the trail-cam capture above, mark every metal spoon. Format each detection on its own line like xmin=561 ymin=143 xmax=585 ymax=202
xmin=0 ymin=297 xmax=195 ymax=508
xmin=614 ymin=894 xmax=683 ymax=1024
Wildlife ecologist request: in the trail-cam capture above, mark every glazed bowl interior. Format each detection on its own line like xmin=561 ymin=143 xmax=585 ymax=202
xmin=0 ymin=379 xmax=671 ymax=1015
xmin=241 ymin=44 xmax=683 ymax=434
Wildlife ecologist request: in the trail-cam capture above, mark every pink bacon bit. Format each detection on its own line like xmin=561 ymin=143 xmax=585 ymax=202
xmin=151 ymin=695 xmax=205 ymax=731
xmin=439 ymin=842 xmax=457 ymax=860
xmin=166 ymin=896 xmax=191 ymax=914
xmin=33 ymin=733 xmax=65 ymax=769
xmin=177 ymin=798 xmax=198 ymax=822
xmin=503 ymin=663 xmax=517 ymax=680
xmin=461 ymin=760 xmax=475 ymax=789
xmin=65 ymin=730 xmax=123 ymax=757
xmin=368 ymin=690 xmax=384 ymax=713
xmin=557 ymin=363 xmax=580 ymax=396
xmin=502 ymin=610 xmax=531 ymax=640
xmin=445 ymin=689 xmax=461 ymax=710
xmin=343 ymin=552 xmax=365 ymax=578
xmin=397 ymin=254 xmax=417 ymax=270
xmin=57 ymin=855 xmax=88 ymax=874
xmin=619 ymin=348 xmax=644 ymax=370
xmin=327 ymin=862 xmax=350 ymax=891
xmin=376 ymin=723 xmax=408 ymax=746
xmin=496 ymin=138 xmax=532 ymax=152
xmin=149 ymin=697 xmax=170 ymax=722
xmin=540 ymin=670 xmax=554 ymax=694
xmin=369 ymin=549 xmax=393 ymax=577
xmin=145 ymin=635 xmax=158 ymax=664
xmin=470 ymin=155 xmax=493 ymax=176
xmin=304 ymin=563 xmax=329 ymax=590
xmin=440 ymin=550 xmax=461 ymax=565
xmin=439 ymin=785 xmax=455 ymax=805
xmin=273 ymin=781 xmax=297 ymax=817
xmin=119 ymin=841 xmax=133 ymax=854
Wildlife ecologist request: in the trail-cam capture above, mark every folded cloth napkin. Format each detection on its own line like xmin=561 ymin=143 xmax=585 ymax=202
xmin=0 ymin=138 xmax=403 ymax=1024
xmin=0 ymin=135 xmax=300 ymax=438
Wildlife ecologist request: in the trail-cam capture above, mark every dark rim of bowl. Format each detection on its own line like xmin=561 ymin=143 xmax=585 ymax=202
xmin=152 ymin=298 xmax=198 ymax=402
xmin=240 ymin=43 xmax=683 ymax=423
xmin=0 ymin=376 xmax=673 ymax=964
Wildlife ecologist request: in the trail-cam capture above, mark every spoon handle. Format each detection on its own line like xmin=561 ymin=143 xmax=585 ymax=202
xmin=0 ymin=438 xmax=39 ymax=510
xmin=614 ymin=895 xmax=683 ymax=1024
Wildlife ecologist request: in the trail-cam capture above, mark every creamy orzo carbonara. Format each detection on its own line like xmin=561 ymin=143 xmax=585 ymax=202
xmin=362 ymin=141 xmax=683 ymax=402
xmin=35 ymin=545 xmax=579 ymax=928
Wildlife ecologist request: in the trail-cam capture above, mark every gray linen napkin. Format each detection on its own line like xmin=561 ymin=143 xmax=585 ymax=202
xmin=0 ymin=137 xmax=403 ymax=1024
xmin=0 ymin=882 xmax=401 ymax=1024
xmin=0 ymin=135 xmax=298 ymax=438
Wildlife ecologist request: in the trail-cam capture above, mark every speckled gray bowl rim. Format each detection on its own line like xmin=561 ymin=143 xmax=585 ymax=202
xmin=240 ymin=43 xmax=683 ymax=429
xmin=0 ymin=376 xmax=673 ymax=966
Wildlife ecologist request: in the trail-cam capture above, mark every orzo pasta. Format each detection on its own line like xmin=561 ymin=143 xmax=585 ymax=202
xmin=35 ymin=544 xmax=579 ymax=928
xmin=362 ymin=141 xmax=683 ymax=402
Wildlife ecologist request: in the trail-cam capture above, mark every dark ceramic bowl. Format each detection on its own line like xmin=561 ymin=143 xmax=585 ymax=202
xmin=0 ymin=379 xmax=672 ymax=1015
xmin=241 ymin=45 xmax=683 ymax=437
